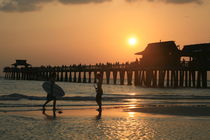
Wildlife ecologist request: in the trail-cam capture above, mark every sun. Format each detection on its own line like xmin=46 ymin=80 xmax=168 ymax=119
xmin=128 ymin=37 xmax=137 ymax=46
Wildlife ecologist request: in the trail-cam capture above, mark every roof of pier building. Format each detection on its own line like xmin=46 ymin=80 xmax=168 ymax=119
xmin=135 ymin=41 xmax=181 ymax=67
xmin=12 ymin=60 xmax=31 ymax=67
xmin=182 ymin=43 xmax=210 ymax=67
xmin=182 ymin=43 xmax=210 ymax=56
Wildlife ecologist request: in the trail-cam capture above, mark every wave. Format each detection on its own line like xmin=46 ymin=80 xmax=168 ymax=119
xmin=0 ymin=103 xmax=126 ymax=108
xmin=1 ymin=93 xmax=210 ymax=101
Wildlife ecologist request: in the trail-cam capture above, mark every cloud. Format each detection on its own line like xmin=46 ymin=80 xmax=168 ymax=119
xmin=0 ymin=0 xmax=111 ymax=12
xmin=58 ymin=0 xmax=111 ymax=4
xmin=126 ymin=0 xmax=203 ymax=4
xmin=0 ymin=0 xmax=203 ymax=12
xmin=164 ymin=0 xmax=203 ymax=4
xmin=0 ymin=0 xmax=53 ymax=12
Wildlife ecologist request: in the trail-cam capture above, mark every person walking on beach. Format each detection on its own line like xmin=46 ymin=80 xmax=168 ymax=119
xmin=42 ymin=72 xmax=57 ymax=113
xmin=94 ymin=73 xmax=103 ymax=111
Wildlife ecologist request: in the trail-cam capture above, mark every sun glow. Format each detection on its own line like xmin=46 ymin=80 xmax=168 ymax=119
xmin=128 ymin=37 xmax=137 ymax=46
xmin=128 ymin=112 xmax=136 ymax=117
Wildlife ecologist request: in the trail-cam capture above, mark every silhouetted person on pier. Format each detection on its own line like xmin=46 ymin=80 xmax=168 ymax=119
xmin=42 ymin=72 xmax=57 ymax=114
xmin=94 ymin=73 xmax=103 ymax=111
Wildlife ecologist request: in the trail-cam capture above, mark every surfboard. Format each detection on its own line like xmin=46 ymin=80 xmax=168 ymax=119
xmin=42 ymin=81 xmax=65 ymax=97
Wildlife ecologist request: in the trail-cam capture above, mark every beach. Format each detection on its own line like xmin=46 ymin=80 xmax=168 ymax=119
xmin=1 ymin=79 xmax=210 ymax=140
xmin=1 ymin=105 xmax=210 ymax=140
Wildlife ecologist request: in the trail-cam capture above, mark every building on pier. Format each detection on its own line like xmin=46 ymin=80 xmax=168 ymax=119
xmin=12 ymin=60 xmax=31 ymax=68
xmin=182 ymin=43 xmax=210 ymax=68
xmin=135 ymin=41 xmax=181 ymax=67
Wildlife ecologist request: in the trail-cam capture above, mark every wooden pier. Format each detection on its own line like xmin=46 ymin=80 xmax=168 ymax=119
xmin=3 ymin=41 xmax=210 ymax=88
xmin=3 ymin=63 xmax=208 ymax=88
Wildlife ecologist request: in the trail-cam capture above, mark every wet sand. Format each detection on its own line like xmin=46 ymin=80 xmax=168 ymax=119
xmin=124 ymin=105 xmax=210 ymax=117
xmin=9 ymin=104 xmax=210 ymax=118
xmin=1 ymin=105 xmax=210 ymax=140
xmin=12 ymin=106 xmax=137 ymax=119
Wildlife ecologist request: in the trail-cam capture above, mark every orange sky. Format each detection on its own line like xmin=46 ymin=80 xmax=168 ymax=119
xmin=0 ymin=0 xmax=210 ymax=76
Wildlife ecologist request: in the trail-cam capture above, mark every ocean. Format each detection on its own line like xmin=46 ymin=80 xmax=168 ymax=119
xmin=0 ymin=78 xmax=210 ymax=140
xmin=1 ymin=78 xmax=210 ymax=112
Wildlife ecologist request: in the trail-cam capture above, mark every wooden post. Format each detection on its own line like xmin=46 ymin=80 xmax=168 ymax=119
xmin=94 ymin=71 xmax=97 ymax=83
xmin=73 ymin=71 xmax=77 ymax=82
xmin=5 ymin=69 xmax=8 ymax=79
xmin=15 ymin=71 xmax=17 ymax=80
xmin=166 ymin=70 xmax=170 ymax=87
xmin=46 ymin=70 xmax=50 ymax=80
xmin=174 ymin=70 xmax=178 ymax=88
xmin=4 ymin=72 xmax=7 ymax=79
xmin=185 ymin=70 xmax=188 ymax=87
xmin=152 ymin=70 xmax=157 ymax=88
xmin=197 ymin=71 xmax=201 ymax=88
xmin=139 ymin=70 xmax=142 ymax=86
xmin=120 ymin=70 xmax=125 ymax=85
xmin=25 ymin=71 xmax=29 ymax=80
xmin=7 ymin=72 xmax=9 ymax=79
xmin=158 ymin=70 xmax=165 ymax=88
xmin=9 ymin=72 xmax=12 ymax=80
xmin=60 ymin=70 xmax=64 ymax=82
xmin=23 ymin=71 xmax=26 ymax=80
xmin=134 ymin=70 xmax=139 ymax=86
xmin=9 ymin=72 xmax=11 ymax=79
xmin=141 ymin=70 xmax=146 ymax=86
xmin=100 ymin=71 xmax=104 ymax=84
xmin=179 ymin=70 xmax=184 ymax=87
xmin=15 ymin=70 xmax=18 ymax=80
xmin=56 ymin=72 xmax=60 ymax=81
xmin=202 ymin=70 xmax=207 ymax=88
xmin=113 ymin=71 xmax=118 ymax=84
xmin=189 ymin=70 xmax=192 ymax=87
xmin=192 ymin=70 xmax=196 ymax=87
xmin=106 ymin=71 xmax=111 ymax=84
xmin=127 ymin=70 xmax=133 ymax=85
xmin=88 ymin=71 xmax=92 ymax=83
xmin=18 ymin=71 xmax=21 ymax=80
xmin=146 ymin=70 xmax=153 ymax=87
xmin=69 ymin=71 xmax=72 ymax=82
xmin=6 ymin=72 xmax=8 ymax=79
xmin=171 ymin=70 xmax=175 ymax=87
xmin=83 ymin=71 xmax=87 ymax=83
xmin=11 ymin=71 xmax=14 ymax=80
xmin=78 ymin=71 xmax=81 ymax=83
xmin=64 ymin=71 xmax=68 ymax=82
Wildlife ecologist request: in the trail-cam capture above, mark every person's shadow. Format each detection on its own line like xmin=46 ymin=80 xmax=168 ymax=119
xmin=42 ymin=110 xmax=56 ymax=120
xmin=96 ymin=110 xmax=102 ymax=120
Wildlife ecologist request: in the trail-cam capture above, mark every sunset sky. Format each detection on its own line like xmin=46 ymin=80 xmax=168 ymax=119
xmin=0 ymin=0 xmax=210 ymax=76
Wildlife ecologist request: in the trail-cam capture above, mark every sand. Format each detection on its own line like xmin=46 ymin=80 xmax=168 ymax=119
xmin=5 ymin=104 xmax=210 ymax=118
xmin=124 ymin=105 xmax=210 ymax=117
xmin=1 ymin=105 xmax=210 ymax=140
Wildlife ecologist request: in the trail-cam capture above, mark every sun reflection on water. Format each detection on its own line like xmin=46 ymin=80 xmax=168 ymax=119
xmin=129 ymin=92 xmax=136 ymax=96
xmin=129 ymin=104 xmax=137 ymax=109
xmin=128 ymin=112 xmax=136 ymax=118
xmin=98 ymin=114 xmax=155 ymax=140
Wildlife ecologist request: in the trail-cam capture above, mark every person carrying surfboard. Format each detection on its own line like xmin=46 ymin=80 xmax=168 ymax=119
xmin=42 ymin=72 xmax=57 ymax=113
xmin=94 ymin=73 xmax=103 ymax=111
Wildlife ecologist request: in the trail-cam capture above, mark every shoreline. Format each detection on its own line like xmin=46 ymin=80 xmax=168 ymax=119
xmin=2 ymin=104 xmax=210 ymax=118
xmin=124 ymin=105 xmax=210 ymax=117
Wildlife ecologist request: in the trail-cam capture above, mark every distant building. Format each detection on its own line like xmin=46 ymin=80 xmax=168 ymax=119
xmin=12 ymin=60 xmax=31 ymax=68
xmin=135 ymin=41 xmax=180 ymax=67
xmin=182 ymin=43 xmax=210 ymax=68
